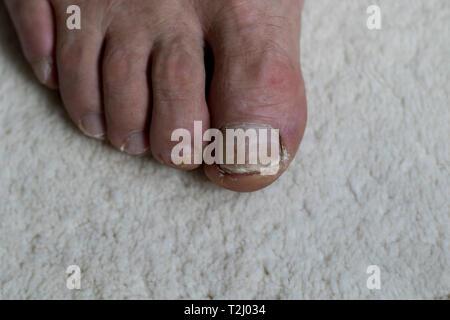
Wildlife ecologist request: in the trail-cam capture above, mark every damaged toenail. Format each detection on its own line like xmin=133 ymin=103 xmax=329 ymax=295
xmin=120 ymin=131 xmax=149 ymax=156
xmin=218 ymin=123 xmax=287 ymax=176
xmin=31 ymin=57 xmax=53 ymax=86
xmin=79 ymin=113 xmax=106 ymax=140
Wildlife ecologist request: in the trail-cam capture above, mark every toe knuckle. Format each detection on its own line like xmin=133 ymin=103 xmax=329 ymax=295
xmin=58 ymin=44 xmax=84 ymax=76
xmin=223 ymin=0 xmax=262 ymax=28
xmin=103 ymin=47 xmax=144 ymax=82
xmin=240 ymin=57 xmax=299 ymax=103
xmin=103 ymin=49 xmax=131 ymax=79
xmin=153 ymin=43 xmax=202 ymax=98
xmin=259 ymin=59 xmax=299 ymax=92
xmin=157 ymin=54 xmax=192 ymax=86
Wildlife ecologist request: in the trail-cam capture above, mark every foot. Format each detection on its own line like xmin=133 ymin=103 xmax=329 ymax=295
xmin=5 ymin=0 xmax=307 ymax=192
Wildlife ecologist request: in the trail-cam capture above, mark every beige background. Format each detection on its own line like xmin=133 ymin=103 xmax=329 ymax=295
xmin=0 ymin=0 xmax=448 ymax=299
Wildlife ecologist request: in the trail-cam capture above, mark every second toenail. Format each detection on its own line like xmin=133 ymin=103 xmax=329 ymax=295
xmin=120 ymin=131 xmax=149 ymax=156
xmin=31 ymin=57 xmax=53 ymax=86
xmin=79 ymin=113 xmax=106 ymax=140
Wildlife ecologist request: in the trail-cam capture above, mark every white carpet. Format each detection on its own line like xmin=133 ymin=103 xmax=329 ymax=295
xmin=0 ymin=0 xmax=448 ymax=299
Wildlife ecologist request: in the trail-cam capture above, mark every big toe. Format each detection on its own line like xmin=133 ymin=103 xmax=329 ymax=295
xmin=204 ymin=6 xmax=307 ymax=192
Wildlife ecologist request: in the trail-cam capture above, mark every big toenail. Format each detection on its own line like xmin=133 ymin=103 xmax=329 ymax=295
xmin=218 ymin=123 xmax=285 ymax=176
xmin=120 ymin=131 xmax=149 ymax=156
xmin=79 ymin=113 xmax=106 ymax=140
xmin=31 ymin=57 xmax=53 ymax=86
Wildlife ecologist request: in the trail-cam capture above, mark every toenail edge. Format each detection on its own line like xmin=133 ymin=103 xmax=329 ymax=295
xmin=31 ymin=57 xmax=53 ymax=86
xmin=78 ymin=113 xmax=106 ymax=140
xmin=120 ymin=131 xmax=149 ymax=156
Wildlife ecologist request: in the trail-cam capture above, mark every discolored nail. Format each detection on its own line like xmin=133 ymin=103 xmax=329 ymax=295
xmin=120 ymin=131 xmax=149 ymax=156
xmin=218 ymin=123 xmax=284 ymax=176
xmin=31 ymin=57 xmax=53 ymax=86
xmin=78 ymin=113 xmax=106 ymax=140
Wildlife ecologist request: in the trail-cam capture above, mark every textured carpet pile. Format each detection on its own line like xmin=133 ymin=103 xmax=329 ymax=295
xmin=0 ymin=0 xmax=448 ymax=299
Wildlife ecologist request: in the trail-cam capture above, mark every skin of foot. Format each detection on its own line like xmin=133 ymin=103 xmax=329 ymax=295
xmin=4 ymin=0 xmax=307 ymax=192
